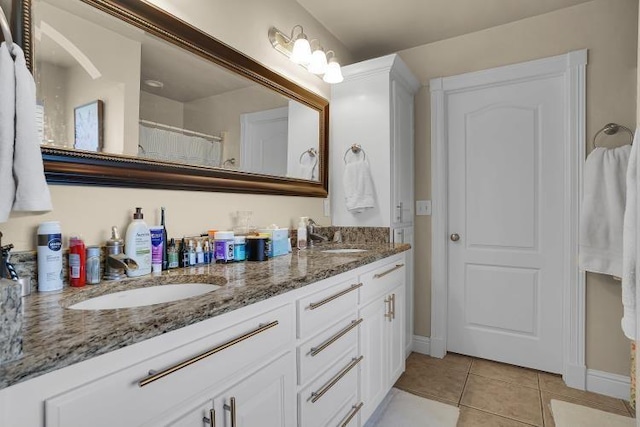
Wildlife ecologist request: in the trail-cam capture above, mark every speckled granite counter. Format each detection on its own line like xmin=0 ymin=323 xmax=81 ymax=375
xmin=0 ymin=242 xmax=409 ymax=390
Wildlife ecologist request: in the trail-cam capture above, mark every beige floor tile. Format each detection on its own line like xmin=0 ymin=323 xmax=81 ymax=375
xmin=457 ymin=406 xmax=535 ymax=427
xmin=541 ymin=391 xmax=632 ymax=427
xmin=470 ymin=359 xmax=539 ymax=389
xmin=394 ymin=353 xmax=471 ymax=404
xmin=624 ymin=400 xmax=636 ymax=418
xmin=461 ymin=374 xmax=543 ymax=426
xmin=538 ymin=372 xmax=629 ymax=413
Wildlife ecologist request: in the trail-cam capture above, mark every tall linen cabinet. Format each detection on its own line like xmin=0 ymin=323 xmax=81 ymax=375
xmin=330 ymin=54 xmax=419 ymax=356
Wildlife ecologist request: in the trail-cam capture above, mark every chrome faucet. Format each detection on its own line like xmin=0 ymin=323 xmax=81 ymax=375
xmin=307 ymin=218 xmax=329 ymax=247
xmin=105 ymin=253 xmax=139 ymax=280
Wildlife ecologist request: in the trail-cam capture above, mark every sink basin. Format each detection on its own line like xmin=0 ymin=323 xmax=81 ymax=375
xmin=321 ymin=249 xmax=368 ymax=254
xmin=68 ymin=283 xmax=221 ymax=310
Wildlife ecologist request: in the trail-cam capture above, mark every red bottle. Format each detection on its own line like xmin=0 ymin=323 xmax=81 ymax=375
xmin=69 ymin=236 xmax=86 ymax=287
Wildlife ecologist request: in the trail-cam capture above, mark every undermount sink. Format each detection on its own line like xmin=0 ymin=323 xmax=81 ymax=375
xmin=68 ymin=283 xmax=221 ymax=310
xmin=321 ymin=249 xmax=368 ymax=254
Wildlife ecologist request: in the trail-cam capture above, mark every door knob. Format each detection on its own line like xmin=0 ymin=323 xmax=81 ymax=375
xmin=450 ymin=233 xmax=460 ymax=242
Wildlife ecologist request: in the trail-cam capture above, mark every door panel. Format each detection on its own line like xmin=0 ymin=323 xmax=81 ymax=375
xmin=447 ymin=75 xmax=565 ymax=373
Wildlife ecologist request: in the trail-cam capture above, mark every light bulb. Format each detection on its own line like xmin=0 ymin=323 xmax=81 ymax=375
xmin=307 ymin=48 xmax=328 ymax=74
xmin=323 ymin=58 xmax=344 ymax=84
xmin=290 ymin=35 xmax=311 ymax=65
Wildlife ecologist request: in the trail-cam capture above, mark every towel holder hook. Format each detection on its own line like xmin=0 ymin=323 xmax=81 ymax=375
xmin=0 ymin=6 xmax=13 ymax=48
xmin=343 ymin=144 xmax=367 ymax=164
xmin=592 ymin=123 xmax=633 ymax=150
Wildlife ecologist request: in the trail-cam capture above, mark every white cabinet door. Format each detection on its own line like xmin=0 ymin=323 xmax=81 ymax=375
xmin=388 ymin=284 xmax=406 ymax=386
xmin=396 ymin=227 xmax=414 ymax=356
xmin=391 ymin=79 xmax=414 ymax=226
xmin=213 ymin=353 xmax=295 ymax=427
xmin=162 ymin=400 xmax=215 ymax=427
xmin=359 ymin=296 xmax=389 ymax=423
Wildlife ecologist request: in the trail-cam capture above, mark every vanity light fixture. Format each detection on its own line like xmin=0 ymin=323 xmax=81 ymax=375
xmin=268 ymin=25 xmax=343 ymax=84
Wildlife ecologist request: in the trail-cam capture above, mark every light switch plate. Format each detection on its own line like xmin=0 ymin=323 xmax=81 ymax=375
xmin=416 ymin=200 xmax=431 ymax=216
xmin=323 ymin=199 xmax=331 ymax=217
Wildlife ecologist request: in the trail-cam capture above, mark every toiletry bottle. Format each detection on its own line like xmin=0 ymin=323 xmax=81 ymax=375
xmin=203 ymin=240 xmax=211 ymax=264
xmin=188 ymin=240 xmax=196 ymax=266
xmin=179 ymin=237 xmax=188 ymax=268
xmin=161 ymin=207 xmax=168 ymax=270
xmin=297 ymin=217 xmax=308 ymax=250
xmin=69 ymin=235 xmax=86 ymax=287
xmin=167 ymin=238 xmax=179 ymax=269
xmin=124 ymin=207 xmax=152 ymax=277
xmin=196 ymin=240 xmax=204 ymax=265
xmin=149 ymin=226 xmax=164 ymax=273
xmin=37 ymin=221 xmax=63 ymax=292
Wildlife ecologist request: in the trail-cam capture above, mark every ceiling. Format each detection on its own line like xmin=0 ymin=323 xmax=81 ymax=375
xmin=296 ymin=0 xmax=594 ymax=61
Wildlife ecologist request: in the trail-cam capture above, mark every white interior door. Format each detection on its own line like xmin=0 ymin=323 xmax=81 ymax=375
xmin=240 ymin=107 xmax=288 ymax=176
xmin=446 ymin=73 xmax=566 ymax=373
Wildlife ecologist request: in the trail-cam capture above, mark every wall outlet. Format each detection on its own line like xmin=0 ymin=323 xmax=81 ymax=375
xmin=323 ymin=198 xmax=331 ymax=217
xmin=416 ymin=200 xmax=431 ymax=216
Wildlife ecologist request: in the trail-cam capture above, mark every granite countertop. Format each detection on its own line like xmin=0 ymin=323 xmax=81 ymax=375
xmin=0 ymin=242 xmax=409 ymax=390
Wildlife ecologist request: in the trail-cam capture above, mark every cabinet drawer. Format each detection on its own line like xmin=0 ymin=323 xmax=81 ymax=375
xmin=329 ymin=399 xmax=363 ymax=427
xmin=360 ymin=259 xmax=405 ymax=305
xmin=298 ymin=314 xmax=360 ymax=385
xmin=297 ymin=276 xmax=360 ymax=338
xmin=44 ymin=304 xmax=293 ymax=427
xmin=299 ymin=351 xmax=362 ymax=427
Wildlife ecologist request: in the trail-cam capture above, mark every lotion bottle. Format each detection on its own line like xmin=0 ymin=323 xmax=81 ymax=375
xmin=297 ymin=217 xmax=308 ymax=250
xmin=125 ymin=207 xmax=152 ymax=277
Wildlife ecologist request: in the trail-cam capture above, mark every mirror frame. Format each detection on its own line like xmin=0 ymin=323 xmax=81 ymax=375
xmin=12 ymin=0 xmax=329 ymax=197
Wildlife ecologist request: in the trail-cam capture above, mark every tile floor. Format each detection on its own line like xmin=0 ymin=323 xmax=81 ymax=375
xmin=394 ymin=352 xmax=635 ymax=426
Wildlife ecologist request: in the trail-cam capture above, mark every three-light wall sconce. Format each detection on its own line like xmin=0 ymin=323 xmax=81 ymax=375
xmin=269 ymin=25 xmax=344 ymax=84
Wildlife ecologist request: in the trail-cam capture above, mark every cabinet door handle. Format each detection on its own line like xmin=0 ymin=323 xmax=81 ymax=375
xmin=391 ymin=293 xmax=396 ymax=320
xmin=138 ymin=321 xmax=278 ymax=387
xmin=310 ymin=319 xmax=363 ymax=357
xmin=310 ymin=356 xmax=363 ymax=403
xmin=224 ymin=397 xmax=237 ymax=427
xmin=384 ymin=297 xmax=392 ymax=321
xmin=203 ymin=409 xmax=216 ymax=427
xmin=396 ymin=202 xmax=403 ymax=222
xmin=308 ymin=283 xmax=362 ymax=310
xmin=340 ymin=402 xmax=364 ymax=427
xmin=373 ymin=264 xmax=405 ymax=279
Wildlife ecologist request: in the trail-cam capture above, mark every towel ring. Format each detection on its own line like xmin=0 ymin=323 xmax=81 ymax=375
xmin=299 ymin=148 xmax=319 ymax=169
xmin=344 ymin=144 xmax=367 ymax=164
xmin=592 ymin=123 xmax=633 ymax=149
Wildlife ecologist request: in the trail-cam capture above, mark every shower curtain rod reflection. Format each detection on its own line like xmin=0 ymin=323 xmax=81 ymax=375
xmin=139 ymin=119 xmax=223 ymax=142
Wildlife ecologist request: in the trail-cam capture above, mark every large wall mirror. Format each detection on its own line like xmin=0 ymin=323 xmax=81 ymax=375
xmin=13 ymin=0 xmax=329 ymax=196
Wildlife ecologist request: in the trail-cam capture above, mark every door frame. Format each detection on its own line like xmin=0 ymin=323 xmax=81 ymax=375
xmin=429 ymin=50 xmax=587 ymax=389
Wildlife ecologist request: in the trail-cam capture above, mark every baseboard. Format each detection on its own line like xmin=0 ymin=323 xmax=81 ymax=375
xmin=412 ymin=335 xmax=431 ymax=355
xmin=429 ymin=336 xmax=446 ymax=358
xmin=586 ymin=369 xmax=631 ymax=400
xmin=563 ymin=363 xmax=587 ymax=390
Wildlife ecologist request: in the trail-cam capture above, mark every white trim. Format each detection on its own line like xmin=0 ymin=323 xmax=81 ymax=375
xmin=429 ymin=51 xmax=588 ymax=388
xmin=411 ymin=335 xmax=431 ymax=355
xmin=586 ymin=369 xmax=631 ymax=400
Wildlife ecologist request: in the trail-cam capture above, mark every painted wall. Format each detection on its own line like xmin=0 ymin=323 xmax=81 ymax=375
xmin=399 ymin=0 xmax=638 ymax=376
xmin=139 ymin=91 xmax=185 ymax=128
xmin=0 ymin=0 xmax=351 ymax=250
xmin=35 ymin=61 xmax=68 ymax=145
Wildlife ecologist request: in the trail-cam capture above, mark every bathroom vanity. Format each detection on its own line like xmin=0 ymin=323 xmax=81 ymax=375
xmin=0 ymin=244 xmax=408 ymax=427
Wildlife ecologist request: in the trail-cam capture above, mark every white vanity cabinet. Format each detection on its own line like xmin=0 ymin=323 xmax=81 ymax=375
xmin=358 ymin=259 xmax=406 ymax=423
xmin=0 ymin=252 xmax=407 ymax=427
xmin=330 ymin=54 xmax=419 ymax=357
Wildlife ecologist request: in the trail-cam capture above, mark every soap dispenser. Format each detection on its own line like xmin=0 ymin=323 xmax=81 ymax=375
xmin=125 ymin=207 xmax=152 ymax=277
xmin=297 ymin=217 xmax=308 ymax=250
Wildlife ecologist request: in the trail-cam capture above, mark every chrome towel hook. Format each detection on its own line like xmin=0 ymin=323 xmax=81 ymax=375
xmin=343 ymin=144 xmax=367 ymax=164
xmin=592 ymin=123 xmax=633 ymax=149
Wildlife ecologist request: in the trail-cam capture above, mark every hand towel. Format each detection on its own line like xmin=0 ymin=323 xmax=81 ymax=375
xmin=579 ymin=144 xmax=631 ymax=277
xmin=299 ymin=161 xmax=316 ymax=180
xmin=622 ymin=130 xmax=640 ymax=339
xmin=0 ymin=42 xmax=15 ymax=222
xmin=11 ymin=44 xmax=52 ymax=213
xmin=343 ymin=159 xmax=375 ymax=213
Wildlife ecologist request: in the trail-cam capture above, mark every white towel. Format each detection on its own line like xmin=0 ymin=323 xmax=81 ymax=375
xmin=0 ymin=42 xmax=16 ymax=222
xmin=622 ymin=130 xmax=640 ymax=339
xmin=579 ymin=145 xmax=631 ymax=277
xmin=299 ymin=162 xmax=316 ymax=180
xmin=11 ymin=44 xmax=52 ymax=213
xmin=343 ymin=159 xmax=375 ymax=213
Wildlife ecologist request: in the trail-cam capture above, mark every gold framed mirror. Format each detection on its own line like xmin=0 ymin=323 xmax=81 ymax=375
xmin=12 ymin=0 xmax=329 ymax=197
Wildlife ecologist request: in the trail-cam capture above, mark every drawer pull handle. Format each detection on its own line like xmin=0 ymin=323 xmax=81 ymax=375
xmin=138 ymin=321 xmax=279 ymax=387
xmin=310 ymin=356 xmax=363 ymax=403
xmin=391 ymin=293 xmax=396 ymax=320
xmin=308 ymin=283 xmax=362 ymax=310
xmin=310 ymin=318 xmax=363 ymax=357
xmin=203 ymin=408 xmax=216 ymax=427
xmin=384 ymin=297 xmax=392 ymax=321
xmin=224 ymin=397 xmax=237 ymax=427
xmin=341 ymin=402 xmax=364 ymax=427
xmin=373 ymin=263 xmax=405 ymax=279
